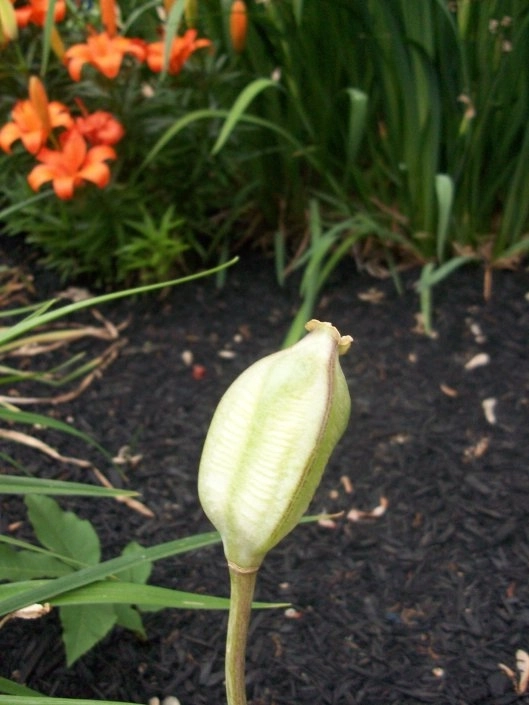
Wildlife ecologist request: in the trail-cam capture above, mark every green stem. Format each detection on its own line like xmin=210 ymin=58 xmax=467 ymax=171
xmin=225 ymin=563 xmax=258 ymax=705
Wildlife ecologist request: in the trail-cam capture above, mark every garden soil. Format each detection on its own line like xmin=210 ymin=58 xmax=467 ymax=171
xmin=1 ymin=246 xmax=529 ymax=705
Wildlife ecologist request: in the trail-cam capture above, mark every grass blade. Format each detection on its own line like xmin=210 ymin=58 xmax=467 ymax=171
xmin=0 ymin=532 xmax=221 ymax=616
xmin=211 ymin=78 xmax=281 ymax=155
xmin=0 ymin=679 xmax=41 ymax=697
xmin=435 ymin=173 xmax=454 ymax=262
xmin=0 ymin=409 xmax=109 ymax=458
xmin=0 ymin=579 xmax=286 ymax=610
xmin=0 ymin=259 xmax=238 ymax=348
xmin=0 ymin=475 xmax=138 ymax=497
xmin=0 ymin=698 xmax=138 ymax=705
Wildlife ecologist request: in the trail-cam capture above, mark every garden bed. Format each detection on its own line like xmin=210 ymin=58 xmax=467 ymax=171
xmin=1 ymin=250 xmax=528 ymax=705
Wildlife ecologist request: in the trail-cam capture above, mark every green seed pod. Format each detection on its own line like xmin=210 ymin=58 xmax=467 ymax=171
xmin=198 ymin=319 xmax=352 ymax=571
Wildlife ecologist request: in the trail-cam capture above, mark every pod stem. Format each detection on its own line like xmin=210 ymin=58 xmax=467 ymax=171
xmin=225 ymin=562 xmax=258 ymax=705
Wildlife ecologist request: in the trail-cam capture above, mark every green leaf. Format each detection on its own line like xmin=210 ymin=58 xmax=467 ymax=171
xmin=0 ymin=410 xmax=110 ymax=460
xmin=135 ymin=108 xmax=227 ymax=174
xmin=211 ymin=78 xmax=282 ymax=155
xmin=0 ymin=260 xmax=238 ymax=349
xmin=343 ymin=87 xmax=368 ymax=174
xmin=0 ymin=474 xmax=138 ymax=497
xmin=25 ymin=496 xmax=100 ymax=565
xmin=160 ymin=0 xmax=185 ymax=80
xmin=117 ymin=541 xmax=152 ymax=585
xmin=435 ymin=173 xmax=454 ymax=262
xmin=113 ymin=603 xmax=145 ymax=635
xmin=0 ymin=698 xmax=137 ymax=704
xmin=59 ymin=604 xmax=117 ymax=666
xmin=0 ymin=678 xmax=42 ymax=697
xmin=0 ymin=580 xmax=285 ymax=610
xmin=0 ymin=545 xmax=72 ymax=581
xmin=0 ymin=532 xmax=221 ymax=616
xmin=52 ymin=582 xmax=236 ymax=610
xmin=40 ymin=0 xmax=56 ymax=74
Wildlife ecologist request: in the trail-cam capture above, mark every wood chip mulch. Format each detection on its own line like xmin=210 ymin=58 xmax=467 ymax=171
xmin=1 ymin=250 xmax=528 ymax=705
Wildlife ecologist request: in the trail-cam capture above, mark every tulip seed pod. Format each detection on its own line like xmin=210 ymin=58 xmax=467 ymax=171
xmin=198 ymin=319 xmax=352 ymax=571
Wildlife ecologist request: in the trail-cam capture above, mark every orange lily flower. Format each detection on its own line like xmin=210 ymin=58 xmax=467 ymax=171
xmin=64 ymin=31 xmax=147 ymax=81
xmin=13 ymin=0 xmax=66 ymax=27
xmin=0 ymin=96 xmax=72 ymax=154
xmin=145 ymin=29 xmax=211 ymax=75
xmin=75 ymin=110 xmax=124 ymax=146
xmin=28 ymin=128 xmax=116 ymax=199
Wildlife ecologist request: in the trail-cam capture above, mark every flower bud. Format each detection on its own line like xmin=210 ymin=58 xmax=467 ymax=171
xmin=0 ymin=0 xmax=18 ymax=42
xmin=184 ymin=0 xmax=198 ymax=27
xmin=229 ymin=0 xmax=247 ymax=53
xmin=28 ymin=77 xmax=51 ymax=139
xmin=198 ymin=320 xmax=352 ymax=570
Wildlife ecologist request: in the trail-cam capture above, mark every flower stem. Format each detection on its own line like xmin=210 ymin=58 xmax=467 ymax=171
xmin=225 ymin=562 xmax=258 ymax=705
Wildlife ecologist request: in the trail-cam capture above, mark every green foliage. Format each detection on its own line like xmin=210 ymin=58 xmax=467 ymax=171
xmin=0 ymin=528 xmax=223 ymax=616
xmin=118 ymin=205 xmax=190 ymax=283
xmin=0 ymin=261 xmax=237 ymax=474
xmin=0 ymin=497 xmax=281 ymax=665
xmin=0 ymin=257 xmax=295 ymax=687
xmin=1 ymin=495 xmax=148 ymax=664
xmin=0 ymin=0 xmax=235 ymax=283
xmin=0 ymin=696 xmax=136 ymax=705
xmin=199 ymin=0 xmax=529 ymax=335
xmin=2 ymin=0 xmax=528 ymax=322
xmin=280 ymin=200 xmax=397 ymax=347
xmin=0 ymin=474 xmax=138 ymax=496
xmin=0 ymin=697 xmax=135 ymax=705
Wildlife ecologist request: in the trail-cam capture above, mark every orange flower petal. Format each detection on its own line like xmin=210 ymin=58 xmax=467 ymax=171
xmin=0 ymin=122 xmax=21 ymax=153
xmin=85 ymin=144 xmax=116 ymax=163
xmin=146 ymin=29 xmax=211 ymax=75
xmin=20 ymin=130 xmax=46 ymax=154
xmin=15 ymin=0 xmax=66 ymax=27
xmin=51 ymin=175 xmax=77 ymax=199
xmin=77 ymin=161 xmax=111 ymax=188
xmin=48 ymin=101 xmax=74 ymax=130
xmin=29 ymin=128 xmax=115 ymax=198
xmin=65 ymin=57 xmax=85 ymax=81
xmin=27 ymin=163 xmax=57 ymax=191
xmin=64 ymin=33 xmax=146 ymax=80
xmin=75 ymin=112 xmax=124 ymax=145
xmin=0 ymin=94 xmax=70 ymax=154
xmin=93 ymin=52 xmax=123 ymax=78
xmin=58 ymin=128 xmax=88 ymax=168
xmin=14 ymin=5 xmax=31 ymax=26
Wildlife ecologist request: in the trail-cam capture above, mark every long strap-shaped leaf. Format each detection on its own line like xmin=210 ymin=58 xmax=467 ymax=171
xmin=0 ymin=532 xmax=220 ymax=616
xmin=0 ymin=579 xmax=285 ymax=610
xmin=0 ymin=260 xmax=238 ymax=348
xmin=0 ymin=474 xmax=137 ymax=497
xmin=0 ymin=698 xmax=136 ymax=705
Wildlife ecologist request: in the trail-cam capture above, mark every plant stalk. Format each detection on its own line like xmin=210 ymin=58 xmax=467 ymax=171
xmin=225 ymin=563 xmax=258 ymax=705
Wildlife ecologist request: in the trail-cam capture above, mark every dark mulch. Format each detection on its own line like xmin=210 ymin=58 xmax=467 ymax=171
xmin=1 ymin=247 xmax=529 ymax=705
